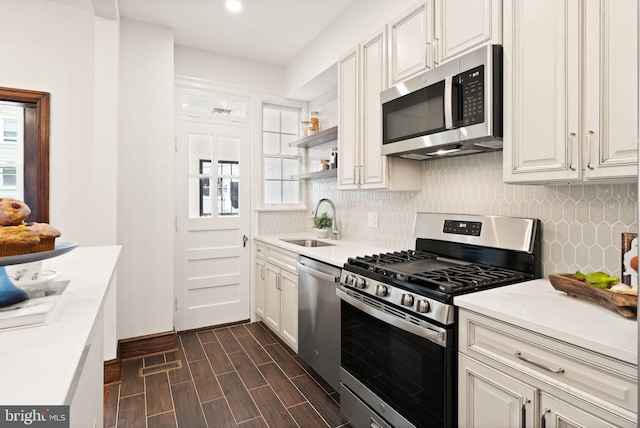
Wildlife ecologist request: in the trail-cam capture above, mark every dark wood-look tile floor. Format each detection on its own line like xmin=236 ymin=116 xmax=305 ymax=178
xmin=104 ymin=321 xmax=351 ymax=428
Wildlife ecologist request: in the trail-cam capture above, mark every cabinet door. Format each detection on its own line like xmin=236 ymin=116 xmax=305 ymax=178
xmin=434 ymin=0 xmax=501 ymax=65
xmin=458 ymin=354 xmax=535 ymax=428
xmin=255 ymin=259 xmax=265 ymax=318
xmin=388 ymin=1 xmax=433 ymax=86
xmin=360 ymin=29 xmax=388 ymax=190
xmin=338 ymin=46 xmax=360 ymax=190
xmin=583 ymin=0 xmax=638 ymax=181
xmin=279 ymin=269 xmax=298 ymax=351
xmin=539 ymin=392 xmax=621 ymax=428
xmin=503 ymin=0 xmax=581 ymax=183
xmin=264 ymin=263 xmax=281 ymax=333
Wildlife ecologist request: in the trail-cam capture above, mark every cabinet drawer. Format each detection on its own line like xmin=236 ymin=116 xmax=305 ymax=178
xmin=255 ymin=241 xmax=266 ymax=259
xmin=459 ymin=310 xmax=637 ymax=413
xmin=265 ymin=245 xmax=297 ymax=273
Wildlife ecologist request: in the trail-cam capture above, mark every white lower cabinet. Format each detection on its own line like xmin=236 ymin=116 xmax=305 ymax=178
xmin=458 ymin=309 xmax=637 ymax=428
xmin=258 ymin=243 xmax=298 ymax=352
xmin=254 ymin=240 xmax=266 ymax=319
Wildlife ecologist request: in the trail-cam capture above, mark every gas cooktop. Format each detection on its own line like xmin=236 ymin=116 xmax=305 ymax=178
xmin=346 ymin=250 xmax=528 ymax=294
xmin=340 ymin=213 xmax=542 ymax=313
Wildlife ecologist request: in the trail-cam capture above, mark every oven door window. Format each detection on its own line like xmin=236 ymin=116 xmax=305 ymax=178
xmin=382 ymin=80 xmax=447 ymax=144
xmin=341 ymin=300 xmax=454 ymax=427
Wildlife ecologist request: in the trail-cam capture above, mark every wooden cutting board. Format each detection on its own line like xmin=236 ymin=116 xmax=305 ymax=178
xmin=548 ymin=274 xmax=637 ymax=318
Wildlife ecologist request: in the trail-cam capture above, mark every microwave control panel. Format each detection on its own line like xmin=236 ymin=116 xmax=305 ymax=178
xmin=458 ymin=65 xmax=484 ymax=126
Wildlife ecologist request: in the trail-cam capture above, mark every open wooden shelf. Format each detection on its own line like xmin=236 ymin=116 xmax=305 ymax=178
xmin=292 ymin=169 xmax=337 ymax=180
xmin=289 ymin=126 xmax=338 ymax=149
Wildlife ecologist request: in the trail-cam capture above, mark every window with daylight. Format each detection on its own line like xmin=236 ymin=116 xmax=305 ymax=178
xmin=262 ymin=105 xmax=301 ymax=205
xmin=0 ymin=111 xmax=23 ymax=199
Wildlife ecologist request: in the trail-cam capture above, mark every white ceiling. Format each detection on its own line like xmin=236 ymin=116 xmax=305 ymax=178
xmin=114 ymin=0 xmax=358 ymax=66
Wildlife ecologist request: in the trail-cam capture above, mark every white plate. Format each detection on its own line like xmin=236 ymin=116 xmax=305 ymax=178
xmin=10 ymin=270 xmax=60 ymax=286
xmin=0 ymin=242 xmax=78 ymax=267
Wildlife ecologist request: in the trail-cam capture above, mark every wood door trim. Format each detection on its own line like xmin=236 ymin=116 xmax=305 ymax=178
xmin=0 ymin=86 xmax=50 ymax=222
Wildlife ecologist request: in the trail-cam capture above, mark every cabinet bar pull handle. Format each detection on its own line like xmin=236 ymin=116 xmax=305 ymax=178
xmin=260 ymin=265 xmax=265 ymax=280
xmin=586 ymin=130 xmax=595 ymax=170
xmin=515 ymin=351 xmax=565 ymax=373
xmin=522 ymin=399 xmax=530 ymax=428
xmin=425 ymin=42 xmax=431 ymax=69
xmin=541 ymin=408 xmax=550 ymax=428
xmin=568 ymin=132 xmax=576 ymax=171
xmin=433 ymin=38 xmax=439 ymax=66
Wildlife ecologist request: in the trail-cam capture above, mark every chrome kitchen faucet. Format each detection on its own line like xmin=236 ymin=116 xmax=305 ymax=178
xmin=313 ymin=198 xmax=339 ymax=240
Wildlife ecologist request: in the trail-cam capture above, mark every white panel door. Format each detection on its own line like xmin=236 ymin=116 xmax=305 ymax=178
xmin=174 ymin=120 xmax=251 ymax=331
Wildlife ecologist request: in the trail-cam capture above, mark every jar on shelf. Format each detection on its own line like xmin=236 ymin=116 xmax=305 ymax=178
xmin=320 ymin=159 xmax=330 ymax=170
xmin=309 ymin=111 xmax=320 ymax=134
xmin=300 ymin=121 xmax=310 ymax=138
xmin=330 ymin=146 xmax=338 ymax=169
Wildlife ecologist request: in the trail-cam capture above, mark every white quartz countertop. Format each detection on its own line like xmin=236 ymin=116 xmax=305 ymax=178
xmin=254 ymin=233 xmax=392 ymax=267
xmin=455 ymin=279 xmax=638 ymax=365
xmin=0 ymin=245 xmax=121 ymax=405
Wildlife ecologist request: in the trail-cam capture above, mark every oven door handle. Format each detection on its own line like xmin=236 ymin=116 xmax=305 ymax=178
xmin=337 ymin=287 xmax=447 ymax=347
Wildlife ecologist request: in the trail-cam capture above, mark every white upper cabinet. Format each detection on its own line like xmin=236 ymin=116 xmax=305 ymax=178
xmin=338 ymin=29 xmax=423 ymax=191
xmin=388 ymin=1 xmax=434 ymax=86
xmin=503 ymin=0 xmax=638 ymax=184
xmin=583 ymin=0 xmax=638 ymax=181
xmin=337 ymin=46 xmax=360 ymax=190
xmin=433 ymin=0 xmax=502 ymax=66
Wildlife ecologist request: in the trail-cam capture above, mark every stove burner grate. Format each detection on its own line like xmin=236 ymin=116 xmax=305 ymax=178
xmin=346 ymin=250 xmax=526 ymax=295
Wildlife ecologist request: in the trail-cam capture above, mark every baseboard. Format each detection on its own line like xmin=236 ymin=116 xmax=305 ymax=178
xmin=119 ymin=331 xmax=178 ymax=361
xmin=177 ymin=319 xmax=250 ymax=335
xmin=104 ymin=358 xmax=120 ymax=385
xmin=103 ymin=330 xmax=177 ymax=384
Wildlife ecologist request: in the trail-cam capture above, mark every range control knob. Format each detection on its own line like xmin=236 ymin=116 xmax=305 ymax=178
xmin=416 ymin=300 xmax=431 ymax=313
xmin=354 ymin=277 xmax=368 ymax=289
xmin=400 ymin=294 xmax=414 ymax=307
xmin=375 ymin=284 xmax=388 ymax=297
xmin=344 ymin=274 xmax=355 ymax=285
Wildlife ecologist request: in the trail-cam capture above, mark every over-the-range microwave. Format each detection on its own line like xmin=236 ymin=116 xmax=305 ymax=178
xmin=381 ymin=44 xmax=503 ymax=160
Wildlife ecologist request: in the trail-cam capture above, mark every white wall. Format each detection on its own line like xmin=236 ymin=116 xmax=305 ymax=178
xmin=0 ymin=0 xmax=108 ymax=245
xmin=284 ymin=0 xmax=416 ymax=97
xmin=175 ymin=45 xmax=285 ymax=95
xmin=117 ymin=19 xmax=175 ymax=339
xmin=94 ymin=15 xmax=120 ymax=361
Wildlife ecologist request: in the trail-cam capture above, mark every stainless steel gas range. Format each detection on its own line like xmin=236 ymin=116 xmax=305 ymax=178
xmin=337 ymin=212 xmax=541 ymax=428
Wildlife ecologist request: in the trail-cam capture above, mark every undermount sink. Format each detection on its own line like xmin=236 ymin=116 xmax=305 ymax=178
xmin=280 ymin=238 xmax=335 ymax=248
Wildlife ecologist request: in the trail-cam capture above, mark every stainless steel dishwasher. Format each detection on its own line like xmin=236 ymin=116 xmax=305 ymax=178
xmin=297 ymin=255 xmax=342 ymax=392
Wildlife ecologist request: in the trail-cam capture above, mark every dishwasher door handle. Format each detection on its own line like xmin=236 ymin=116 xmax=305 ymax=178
xmin=297 ymin=261 xmax=340 ymax=283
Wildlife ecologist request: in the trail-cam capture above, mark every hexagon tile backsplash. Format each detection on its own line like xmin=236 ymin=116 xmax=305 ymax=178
xmin=258 ymin=151 xmax=638 ymax=277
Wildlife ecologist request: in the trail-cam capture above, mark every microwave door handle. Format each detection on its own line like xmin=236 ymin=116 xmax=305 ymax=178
xmin=444 ymin=75 xmax=454 ymax=129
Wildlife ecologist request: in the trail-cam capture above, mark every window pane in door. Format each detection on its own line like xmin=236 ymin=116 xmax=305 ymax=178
xmin=189 ymin=177 xmax=212 ymax=218
xmin=188 ymin=133 xmax=214 ymax=175
xmin=218 ymin=177 xmax=239 ymax=216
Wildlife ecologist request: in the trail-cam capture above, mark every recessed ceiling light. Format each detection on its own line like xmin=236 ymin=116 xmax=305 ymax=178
xmin=225 ymin=0 xmax=242 ymax=13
